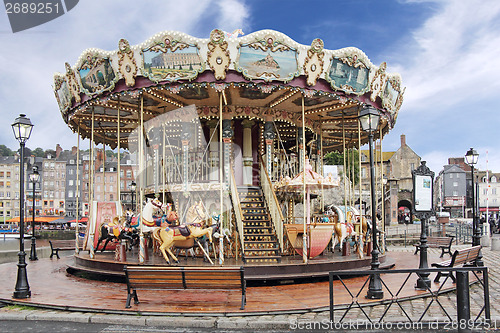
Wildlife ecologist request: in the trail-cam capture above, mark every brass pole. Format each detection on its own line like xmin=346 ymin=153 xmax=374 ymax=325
xmin=75 ymin=122 xmax=80 ymax=255
xmin=302 ymin=94 xmax=307 ymax=264
xmin=89 ymin=108 xmax=95 ymax=258
xmin=117 ymin=98 xmax=121 ymax=205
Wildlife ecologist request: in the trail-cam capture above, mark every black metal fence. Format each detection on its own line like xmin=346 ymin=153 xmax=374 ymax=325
xmin=329 ymin=266 xmax=490 ymax=330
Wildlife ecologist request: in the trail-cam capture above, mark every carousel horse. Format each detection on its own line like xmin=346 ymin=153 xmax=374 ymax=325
xmin=174 ymin=214 xmax=221 ymax=262
xmin=95 ymin=215 xmax=137 ymax=252
xmin=332 ymin=211 xmax=364 ymax=259
xmin=128 ymin=198 xmax=169 ymax=233
xmin=153 ymin=202 xmax=216 ymax=264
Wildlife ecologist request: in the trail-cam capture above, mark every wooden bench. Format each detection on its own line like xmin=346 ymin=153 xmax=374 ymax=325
xmin=414 ymin=236 xmax=454 ymax=258
xmin=431 ymin=245 xmax=481 ymax=283
xmin=49 ymin=239 xmax=81 ymax=259
xmin=124 ymin=265 xmax=246 ymax=310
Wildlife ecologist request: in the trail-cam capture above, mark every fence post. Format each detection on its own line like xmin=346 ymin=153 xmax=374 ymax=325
xmin=456 ymin=270 xmax=470 ymax=333
xmin=329 ymin=272 xmax=334 ymax=322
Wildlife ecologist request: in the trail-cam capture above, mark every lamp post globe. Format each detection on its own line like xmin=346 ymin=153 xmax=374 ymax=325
xmin=11 ymin=114 xmax=33 ymax=299
xmin=359 ymin=105 xmax=383 ymax=299
xmin=29 ymin=166 xmax=40 ymax=261
xmin=465 ymin=148 xmax=483 ymax=266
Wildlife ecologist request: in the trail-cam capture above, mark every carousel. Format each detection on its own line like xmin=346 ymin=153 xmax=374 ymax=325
xmin=53 ymin=29 xmax=404 ymax=280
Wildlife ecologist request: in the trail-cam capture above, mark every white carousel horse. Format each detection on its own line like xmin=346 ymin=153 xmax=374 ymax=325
xmin=153 ymin=203 xmax=216 ymax=264
xmin=332 ymin=210 xmax=364 ymax=259
xmin=128 ymin=198 xmax=167 ymax=233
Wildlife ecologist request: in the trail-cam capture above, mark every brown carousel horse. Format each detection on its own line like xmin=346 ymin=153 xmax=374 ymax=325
xmin=153 ymin=200 xmax=216 ymax=264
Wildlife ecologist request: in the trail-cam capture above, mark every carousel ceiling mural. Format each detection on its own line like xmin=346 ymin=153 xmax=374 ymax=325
xmin=53 ymin=29 xmax=405 ymax=151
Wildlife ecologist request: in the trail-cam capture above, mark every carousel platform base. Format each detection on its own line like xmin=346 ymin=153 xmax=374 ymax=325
xmin=68 ymin=249 xmax=394 ymax=283
xmin=0 ymin=248 xmax=465 ymax=315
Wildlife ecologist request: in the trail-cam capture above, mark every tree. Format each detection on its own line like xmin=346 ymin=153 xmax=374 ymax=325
xmin=324 ymin=149 xmax=360 ymax=185
xmin=32 ymin=147 xmax=45 ymax=157
xmin=44 ymin=149 xmax=56 ymax=158
xmin=0 ymin=145 xmax=14 ymax=156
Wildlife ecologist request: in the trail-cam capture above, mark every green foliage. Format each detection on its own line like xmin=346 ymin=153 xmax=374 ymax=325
xmin=0 ymin=144 xmax=14 ymax=156
xmin=323 ymin=149 xmax=360 ymax=185
xmin=32 ymin=147 xmax=45 ymax=157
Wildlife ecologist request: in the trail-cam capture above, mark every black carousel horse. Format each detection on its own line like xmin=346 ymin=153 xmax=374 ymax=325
xmin=96 ymin=217 xmax=139 ymax=252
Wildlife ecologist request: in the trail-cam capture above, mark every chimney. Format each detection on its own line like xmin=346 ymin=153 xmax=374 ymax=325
xmin=400 ymin=134 xmax=406 ymax=147
xmin=56 ymin=144 xmax=62 ymax=158
xmin=71 ymin=146 xmax=77 ymax=155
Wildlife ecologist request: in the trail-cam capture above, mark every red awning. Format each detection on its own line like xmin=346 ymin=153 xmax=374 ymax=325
xmin=480 ymin=207 xmax=499 ymax=212
xmin=67 ymin=217 xmax=88 ymax=223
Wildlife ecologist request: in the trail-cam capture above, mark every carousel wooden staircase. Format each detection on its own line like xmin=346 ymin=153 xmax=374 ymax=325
xmin=237 ymin=186 xmax=281 ymax=263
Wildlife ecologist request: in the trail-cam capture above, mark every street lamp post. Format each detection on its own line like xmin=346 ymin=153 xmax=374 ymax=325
xmin=11 ymin=114 xmax=33 ymax=299
xmin=359 ymin=105 xmax=383 ymax=299
xmin=130 ymin=181 xmax=136 ymax=212
xmin=465 ymin=148 xmax=483 ymax=266
xmin=413 ymin=161 xmax=434 ymax=290
xmin=29 ymin=166 xmax=40 ymax=261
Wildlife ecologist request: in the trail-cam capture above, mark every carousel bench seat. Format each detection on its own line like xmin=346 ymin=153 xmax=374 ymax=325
xmin=124 ymin=265 xmax=246 ymax=309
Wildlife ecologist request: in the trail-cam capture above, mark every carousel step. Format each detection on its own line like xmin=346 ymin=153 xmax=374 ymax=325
xmin=244 ymin=256 xmax=282 ymax=263
xmin=244 ymin=246 xmax=280 ymax=251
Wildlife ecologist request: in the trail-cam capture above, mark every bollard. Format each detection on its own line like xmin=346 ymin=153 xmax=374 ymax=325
xmin=456 ymin=270 xmax=471 ymax=333
xmin=491 ymin=236 xmax=500 ymax=251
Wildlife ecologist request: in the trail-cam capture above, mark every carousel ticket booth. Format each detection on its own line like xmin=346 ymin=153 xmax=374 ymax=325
xmin=53 ymin=29 xmax=404 ymax=277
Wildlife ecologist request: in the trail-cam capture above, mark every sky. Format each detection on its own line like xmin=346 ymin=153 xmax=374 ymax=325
xmin=1 ymin=0 xmax=500 ymax=174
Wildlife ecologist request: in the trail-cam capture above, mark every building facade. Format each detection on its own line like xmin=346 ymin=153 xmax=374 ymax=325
xmin=436 ymin=164 xmax=467 ymax=218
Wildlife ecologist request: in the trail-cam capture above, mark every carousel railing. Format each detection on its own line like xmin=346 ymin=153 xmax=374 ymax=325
xmin=229 ymin=166 xmax=245 ymax=257
xmin=144 ymin=148 xmax=218 ymax=188
xmin=268 ymin=152 xmax=319 ymax=183
xmin=259 ymin=155 xmax=284 ymax=250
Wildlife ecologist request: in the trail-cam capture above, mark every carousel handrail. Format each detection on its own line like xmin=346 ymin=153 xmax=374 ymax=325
xmin=258 ymin=154 xmax=284 ymax=251
xmin=229 ymin=165 xmax=245 ymax=258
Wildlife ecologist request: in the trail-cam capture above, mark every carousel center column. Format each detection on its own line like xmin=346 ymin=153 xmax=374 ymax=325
xmin=222 ymin=118 xmax=234 ymax=190
xmin=263 ymin=119 xmax=275 ymax=178
xmin=181 ymin=122 xmax=193 ymax=193
xmin=241 ymin=119 xmax=254 ymax=186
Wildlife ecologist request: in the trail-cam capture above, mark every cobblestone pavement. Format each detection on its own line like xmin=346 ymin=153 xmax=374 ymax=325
xmin=1 ymin=245 xmax=499 ymax=331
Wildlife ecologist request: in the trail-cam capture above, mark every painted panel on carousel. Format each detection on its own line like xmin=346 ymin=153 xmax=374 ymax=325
xmin=327 ymin=56 xmax=370 ymax=95
xmin=236 ymin=36 xmax=299 ymax=82
xmin=54 ymin=76 xmax=72 ymax=113
xmin=78 ymin=54 xmax=117 ymax=96
xmin=141 ymin=36 xmax=204 ymax=83
xmin=382 ymin=76 xmax=403 ymax=112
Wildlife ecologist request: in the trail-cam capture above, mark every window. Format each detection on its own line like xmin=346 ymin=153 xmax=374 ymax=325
xmin=449 ymin=174 xmax=453 ymax=179
xmin=109 ymin=185 xmax=113 ymax=192
xmin=6 ymin=181 xmax=10 ymax=188
xmin=109 ymin=194 xmax=114 ymax=201
xmin=97 ymin=176 xmax=101 ymax=182
xmin=97 ymin=185 xmax=101 ymax=191
xmin=0 ymin=182 xmax=3 ymax=187
xmin=410 ymin=163 xmax=415 ymax=171
xmin=493 ymin=188 xmax=497 ymax=195
xmin=484 ymin=189 xmax=488 ymax=195
xmin=120 ymin=170 xmax=124 ymax=178
xmin=6 ymin=172 xmax=10 ymax=178
xmin=453 ymin=182 xmax=458 ymax=187
xmin=0 ymin=172 xmax=3 ymax=177
xmin=453 ymin=191 xmax=458 ymax=196
xmin=110 ymin=176 xmax=114 ymax=182
xmin=126 ymin=170 xmax=132 ymax=178
xmin=69 ymin=180 xmax=73 ymax=186
xmin=492 ymin=176 xmax=497 ymax=183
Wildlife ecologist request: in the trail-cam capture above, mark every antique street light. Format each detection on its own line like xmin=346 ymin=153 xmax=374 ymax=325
xmin=130 ymin=181 xmax=136 ymax=211
xmin=359 ymin=105 xmax=383 ymax=299
xmin=29 ymin=166 xmax=40 ymax=261
xmin=11 ymin=114 xmax=33 ymax=299
xmin=413 ymin=161 xmax=434 ymax=289
xmin=465 ymin=148 xmax=483 ymax=266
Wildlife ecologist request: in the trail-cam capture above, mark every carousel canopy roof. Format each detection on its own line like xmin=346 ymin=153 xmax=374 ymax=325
xmin=53 ymin=29 xmax=404 ymax=151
